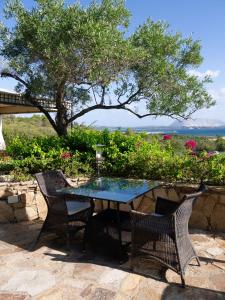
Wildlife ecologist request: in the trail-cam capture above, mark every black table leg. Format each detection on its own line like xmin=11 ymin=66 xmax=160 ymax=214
xmin=106 ymin=201 xmax=110 ymax=235
xmin=130 ymin=201 xmax=134 ymax=210
xmin=116 ymin=202 xmax=122 ymax=262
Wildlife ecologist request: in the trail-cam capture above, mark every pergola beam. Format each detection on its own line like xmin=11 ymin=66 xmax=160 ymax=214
xmin=0 ymin=89 xmax=57 ymax=111
xmin=0 ymin=105 xmax=50 ymax=114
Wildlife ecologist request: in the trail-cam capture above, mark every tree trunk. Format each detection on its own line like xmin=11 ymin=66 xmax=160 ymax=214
xmin=55 ymin=122 xmax=68 ymax=136
xmin=55 ymin=106 xmax=68 ymax=136
xmin=55 ymin=85 xmax=68 ymax=137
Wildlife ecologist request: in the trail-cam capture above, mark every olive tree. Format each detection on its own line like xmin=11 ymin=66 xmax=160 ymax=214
xmin=0 ymin=0 xmax=214 ymax=136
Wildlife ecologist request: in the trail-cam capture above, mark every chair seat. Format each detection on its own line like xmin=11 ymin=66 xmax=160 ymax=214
xmin=151 ymin=213 xmax=163 ymax=217
xmin=66 ymin=201 xmax=90 ymax=215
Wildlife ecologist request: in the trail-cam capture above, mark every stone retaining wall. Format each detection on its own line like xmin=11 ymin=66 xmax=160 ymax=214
xmin=137 ymin=185 xmax=225 ymax=232
xmin=0 ymin=179 xmax=225 ymax=232
xmin=0 ymin=181 xmax=46 ymax=223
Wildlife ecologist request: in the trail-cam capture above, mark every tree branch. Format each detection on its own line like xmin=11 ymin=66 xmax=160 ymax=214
xmin=100 ymin=86 xmax=106 ymax=105
xmin=121 ymin=88 xmax=142 ymax=105
xmin=66 ymin=99 xmax=190 ymax=125
xmin=24 ymin=92 xmax=58 ymax=132
xmin=66 ymin=88 xmax=143 ymax=124
xmin=120 ymin=106 xmax=189 ymax=121
xmin=91 ymin=86 xmax=98 ymax=105
xmin=116 ymin=88 xmax=127 ymax=104
xmin=1 ymin=71 xmax=29 ymax=87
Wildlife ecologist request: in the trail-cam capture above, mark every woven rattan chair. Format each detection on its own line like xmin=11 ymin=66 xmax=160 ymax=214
xmin=34 ymin=170 xmax=94 ymax=250
xmin=130 ymin=184 xmax=206 ymax=287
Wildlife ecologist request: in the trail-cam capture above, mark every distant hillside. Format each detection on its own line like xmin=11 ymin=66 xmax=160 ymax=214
xmin=170 ymin=118 xmax=225 ymax=128
xmin=3 ymin=115 xmax=55 ymax=144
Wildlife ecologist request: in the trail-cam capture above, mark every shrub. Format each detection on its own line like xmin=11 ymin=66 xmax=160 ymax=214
xmin=196 ymin=138 xmax=215 ymax=152
xmin=2 ymin=127 xmax=225 ymax=185
xmin=216 ymin=137 xmax=225 ymax=152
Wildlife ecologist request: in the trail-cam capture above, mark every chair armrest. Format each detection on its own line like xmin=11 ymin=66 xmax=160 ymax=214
xmin=45 ymin=194 xmax=68 ymax=213
xmin=155 ymin=196 xmax=178 ymax=215
xmin=66 ymin=193 xmax=95 ymax=210
xmin=55 ymin=192 xmax=95 ymax=212
xmin=131 ymin=209 xmax=174 ymax=233
xmin=46 ymin=194 xmax=95 ymax=217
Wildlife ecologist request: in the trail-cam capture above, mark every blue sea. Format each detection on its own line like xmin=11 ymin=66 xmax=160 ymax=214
xmin=136 ymin=127 xmax=225 ymax=137
xmin=100 ymin=126 xmax=225 ymax=137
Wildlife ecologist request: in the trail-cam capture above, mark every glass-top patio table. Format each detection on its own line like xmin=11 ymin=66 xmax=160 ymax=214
xmin=59 ymin=177 xmax=159 ymax=205
xmin=58 ymin=177 xmax=160 ymax=261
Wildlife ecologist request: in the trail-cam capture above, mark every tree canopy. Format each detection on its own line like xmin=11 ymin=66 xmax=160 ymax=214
xmin=0 ymin=0 xmax=214 ymax=135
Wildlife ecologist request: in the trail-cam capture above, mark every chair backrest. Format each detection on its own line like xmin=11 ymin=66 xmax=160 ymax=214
xmin=35 ymin=170 xmax=70 ymax=196
xmin=175 ymin=184 xmax=207 ymax=226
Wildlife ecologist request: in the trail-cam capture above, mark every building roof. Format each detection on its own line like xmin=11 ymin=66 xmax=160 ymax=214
xmin=0 ymin=89 xmax=66 ymax=114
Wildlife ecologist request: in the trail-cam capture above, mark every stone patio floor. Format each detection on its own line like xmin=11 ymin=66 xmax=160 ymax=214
xmin=0 ymin=221 xmax=225 ymax=300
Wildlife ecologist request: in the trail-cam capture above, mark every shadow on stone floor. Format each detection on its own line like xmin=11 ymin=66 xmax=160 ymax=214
xmin=161 ymin=284 xmax=225 ymax=299
xmin=199 ymin=255 xmax=225 ymax=264
xmin=43 ymin=245 xmax=168 ymax=281
xmin=41 ymin=249 xmax=225 ymax=299
xmin=0 ymin=221 xmax=43 ymax=252
xmin=2 ymin=222 xmax=171 ymax=285
xmin=0 ymin=221 xmax=225 ymax=298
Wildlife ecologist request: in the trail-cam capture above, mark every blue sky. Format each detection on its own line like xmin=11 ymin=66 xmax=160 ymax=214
xmin=0 ymin=0 xmax=225 ymax=127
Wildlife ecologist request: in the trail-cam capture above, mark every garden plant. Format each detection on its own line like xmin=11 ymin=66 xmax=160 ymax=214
xmin=1 ymin=127 xmax=225 ymax=185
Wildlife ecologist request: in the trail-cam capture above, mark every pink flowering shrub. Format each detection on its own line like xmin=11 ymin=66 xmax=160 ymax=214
xmin=163 ymin=134 xmax=172 ymax=140
xmin=185 ymin=139 xmax=197 ymax=150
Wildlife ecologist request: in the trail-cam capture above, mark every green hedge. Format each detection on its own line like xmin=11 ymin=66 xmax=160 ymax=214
xmin=1 ymin=127 xmax=225 ymax=185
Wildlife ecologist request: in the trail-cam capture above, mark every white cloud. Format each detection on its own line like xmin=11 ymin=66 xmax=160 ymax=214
xmin=208 ymin=87 xmax=225 ymax=105
xmin=188 ymin=69 xmax=221 ymax=79
xmin=219 ymin=87 xmax=225 ymax=96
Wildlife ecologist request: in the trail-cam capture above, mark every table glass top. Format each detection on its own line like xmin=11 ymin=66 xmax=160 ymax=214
xmin=58 ymin=177 xmax=159 ymax=204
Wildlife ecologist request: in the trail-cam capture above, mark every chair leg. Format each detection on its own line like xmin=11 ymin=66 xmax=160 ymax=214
xmin=66 ymin=225 xmax=70 ymax=252
xmin=196 ymin=256 xmax=201 ymax=266
xmin=189 ymin=239 xmax=201 ymax=267
xmin=82 ymin=225 xmax=88 ymax=252
xmin=130 ymin=252 xmax=134 ymax=271
xmin=130 ymin=241 xmax=136 ymax=271
xmin=181 ymin=273 xmax=186 ymax=288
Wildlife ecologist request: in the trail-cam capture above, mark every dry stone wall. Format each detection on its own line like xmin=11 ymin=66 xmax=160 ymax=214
xmin=0 ymin=179 xmax=224 ymax=232
xmin=0 ymin=181 xmax=46 ymax=223
xmin=142 ymin=185 xmax=225 ymax=232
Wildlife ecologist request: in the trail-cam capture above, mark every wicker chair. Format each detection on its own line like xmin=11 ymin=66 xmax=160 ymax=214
xmin=34 ymin=170 xmax=94 ymax=250
xmin=130 ymin=184 xmax=206 ymax=287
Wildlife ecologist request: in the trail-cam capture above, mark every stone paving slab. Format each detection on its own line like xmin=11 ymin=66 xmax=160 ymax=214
xmin=0 ymin=222 xmax=224 ymax=299
xmin=0 ymin=291 xmax=31 ymax=300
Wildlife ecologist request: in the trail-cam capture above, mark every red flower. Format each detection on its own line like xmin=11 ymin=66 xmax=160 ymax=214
xmin=61 ymin=152 xmax=73 ymax=159
xmin=185 ymin=140 xmax=197 ymax=150
xmin=190 ymin=151 xmax=197 ymax=156
xmin=163 ymin=134 xmax=172 ymax=140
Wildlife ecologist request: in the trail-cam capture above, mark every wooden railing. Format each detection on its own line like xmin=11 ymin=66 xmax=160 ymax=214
xmin=0 ymin=90 xmax=71 ymax=110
